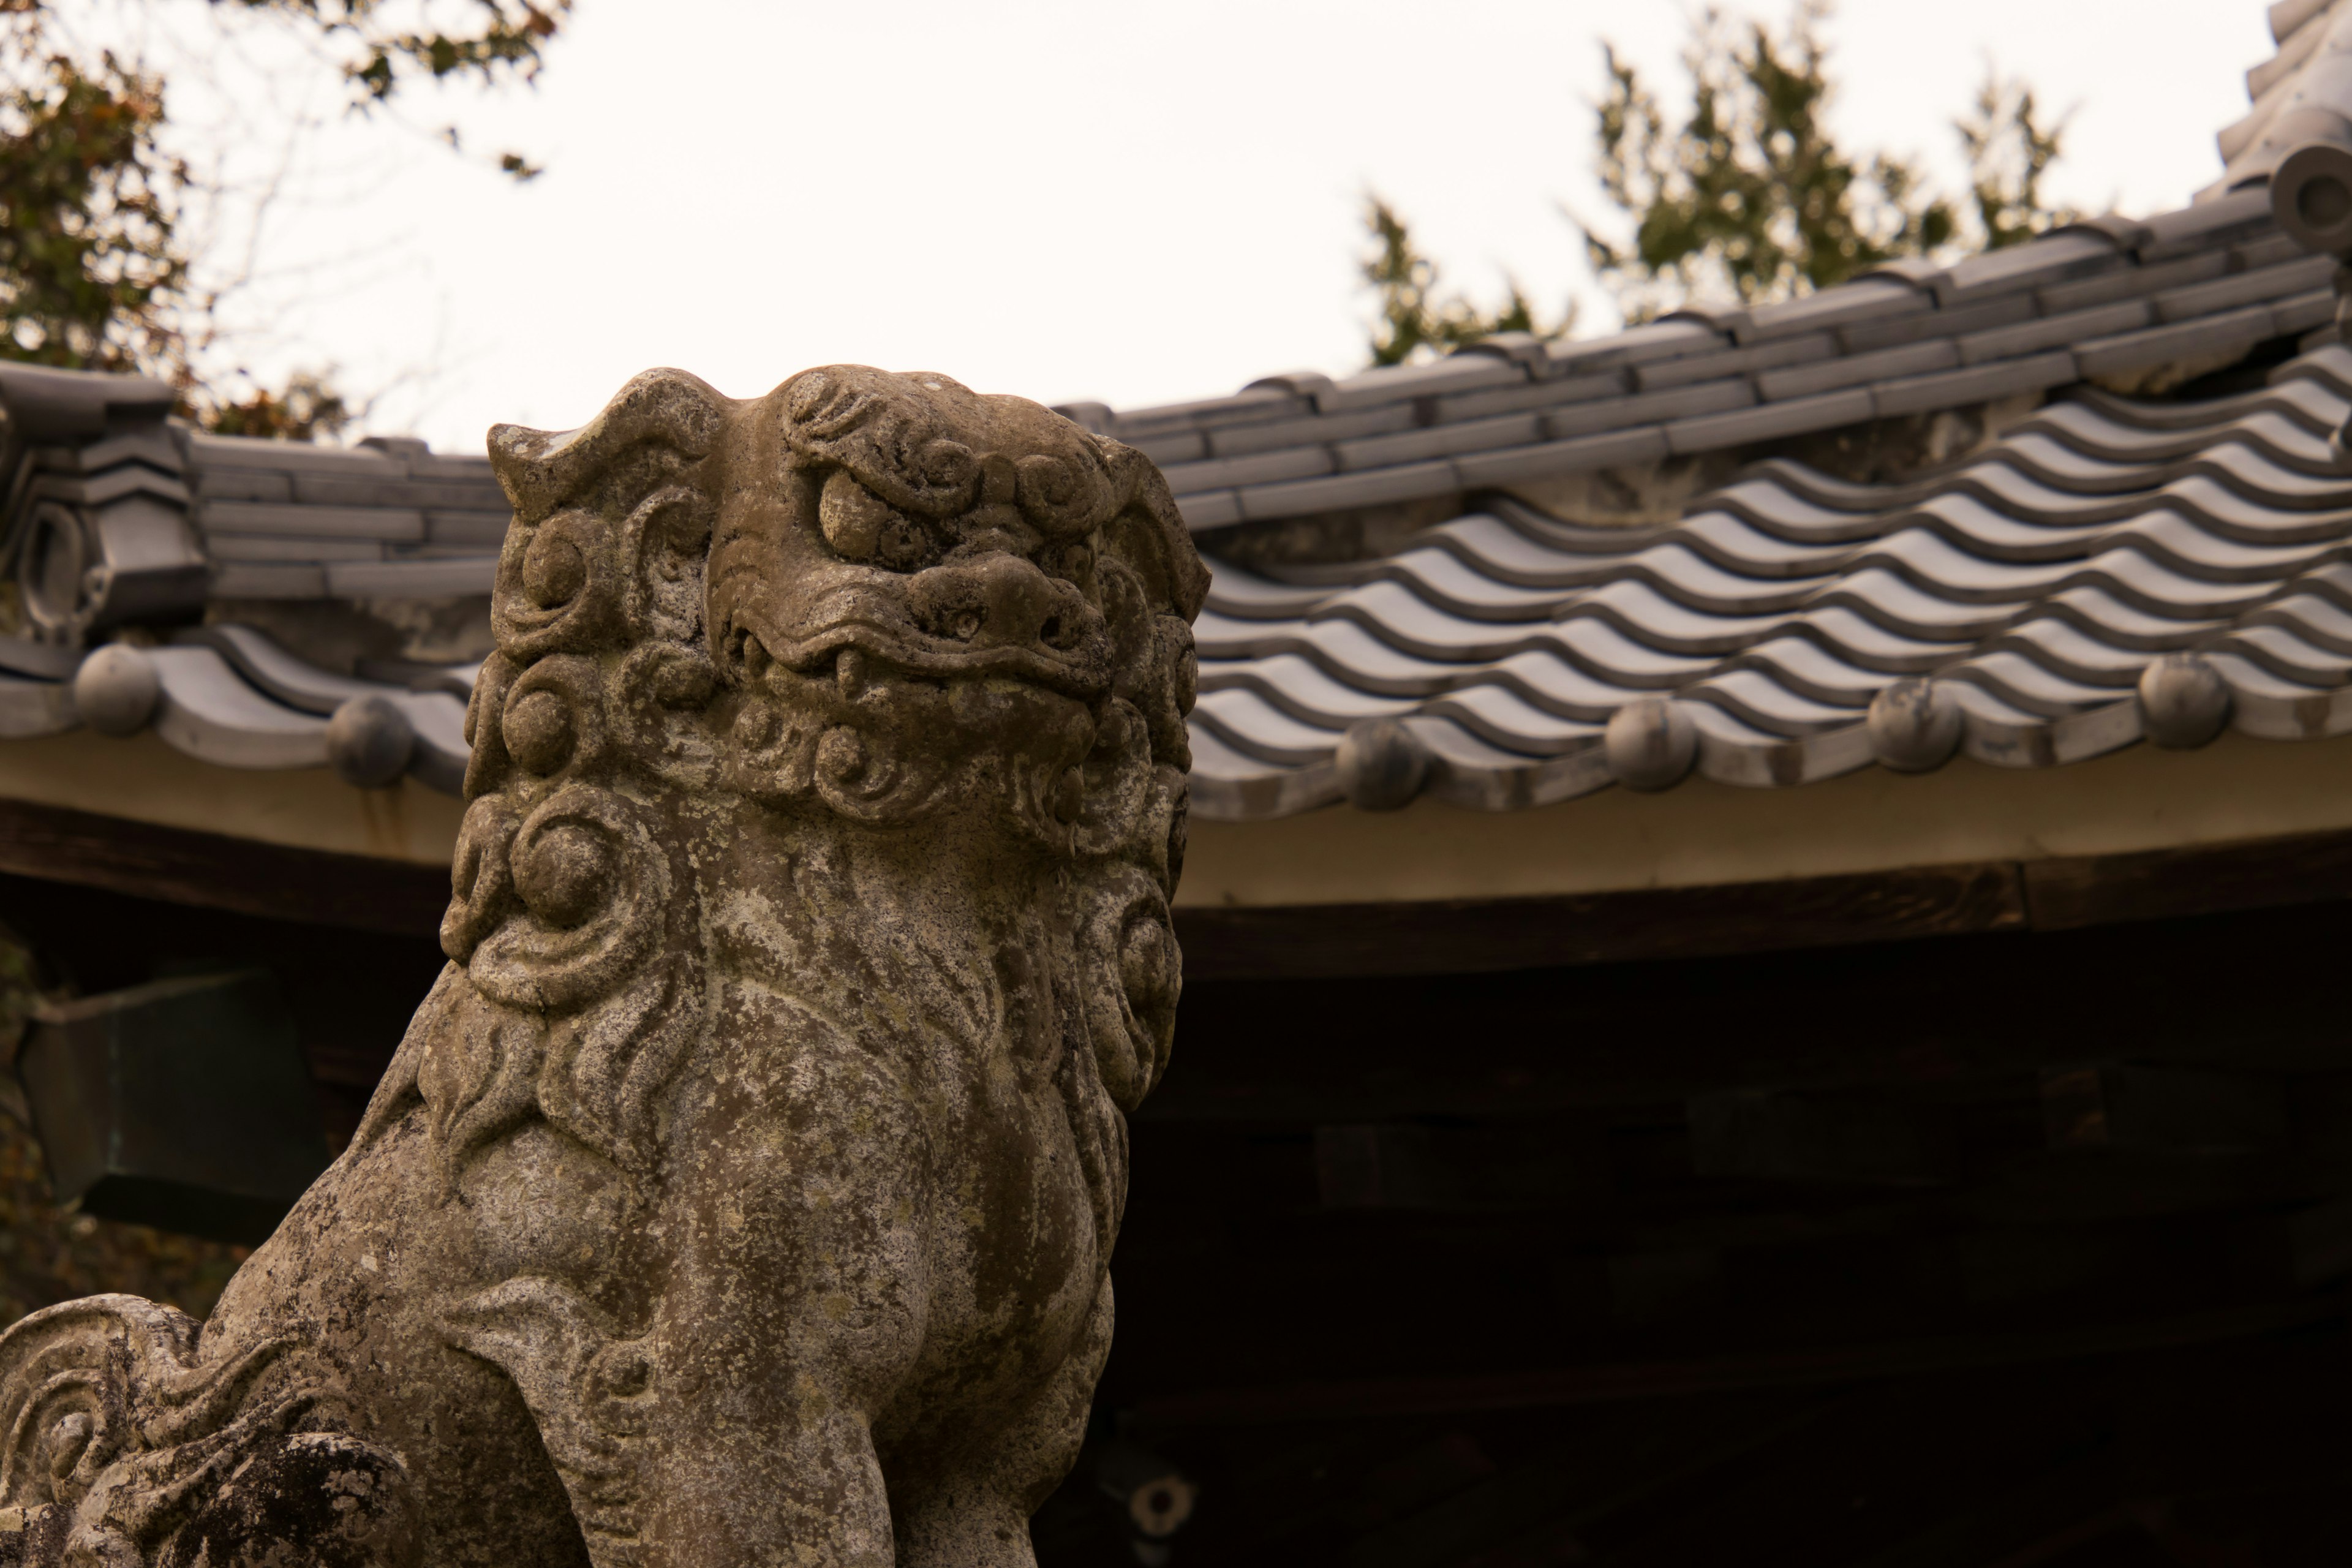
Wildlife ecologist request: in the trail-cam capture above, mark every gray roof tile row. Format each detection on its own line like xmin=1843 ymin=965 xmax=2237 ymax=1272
xmin=0 ymin=370 xmax=512 ymax=617
xmin=1179 ymin=345 xmax=2352 ymax=819
xmin=1084 ymin=190 xmax=2324 ymax=535
xmin=181 ymin=434 xmax=503 ymax=600
xmin=16 ymin=343 xmax=2339 ymax=812
xmin=181 ymin=435 xmax=503 ymax=598
xmin=1 ymin=46 xmax=2342 ymax=816
xmin=0 ymin=626 xmax=470 ymax=791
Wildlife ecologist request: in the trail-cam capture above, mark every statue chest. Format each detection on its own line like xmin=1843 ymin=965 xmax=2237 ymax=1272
xmin=684 ymin=984 xmax=1109 ymax=1354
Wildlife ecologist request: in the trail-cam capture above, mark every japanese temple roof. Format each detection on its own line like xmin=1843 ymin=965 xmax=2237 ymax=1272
xmin=0 ymin=377 xmax=494 ymax=791
xmin=4 ymin=191 xmax=2347 ymax=821
xmin=6 ymin=6 xmax=2352 ymax=937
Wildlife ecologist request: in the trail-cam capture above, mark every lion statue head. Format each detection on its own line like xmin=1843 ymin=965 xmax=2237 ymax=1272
xmin=412 ymin=366 xmax=1204 ymax=1185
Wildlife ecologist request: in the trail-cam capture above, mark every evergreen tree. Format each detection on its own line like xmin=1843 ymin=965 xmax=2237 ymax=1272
xmin=1363 ymin=197 xmax=1567 ymax=369
xmin=1961 ymin=75 xmax=2073 ymax=254
xmin=1366 ymin=2 xmax=2075 ymax=362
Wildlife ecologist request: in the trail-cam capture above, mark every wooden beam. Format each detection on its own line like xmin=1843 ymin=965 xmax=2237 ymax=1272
xmin=8 ymin=794 xmax=2352 ymax=973
xmin=1177 ymin=826 xmax=2352 ymax=978
xmin=1176 ymin=861 xmax=2027 ymax=979
xmin=2021 ymin=827 xmax=2352 ymax=930
xmin=0 ymin=796 xmax=447 ymax=937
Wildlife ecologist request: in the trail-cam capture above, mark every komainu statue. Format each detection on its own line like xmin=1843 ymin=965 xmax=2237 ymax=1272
xmin=0 ymin=367 xmax=1205 ymax=1568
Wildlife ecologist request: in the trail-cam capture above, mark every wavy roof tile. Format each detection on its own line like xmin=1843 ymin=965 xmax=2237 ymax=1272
xmin=1185 ymin=347 xmax=2352 ymax=818
xmin=0 ymin=625 xmax=474 ymax=791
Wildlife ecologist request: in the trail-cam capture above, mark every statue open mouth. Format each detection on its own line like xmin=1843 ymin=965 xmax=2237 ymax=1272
xmin=736 ymin=564 xmax=1118 ymax=706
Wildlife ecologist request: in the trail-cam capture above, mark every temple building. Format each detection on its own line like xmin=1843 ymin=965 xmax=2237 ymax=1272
xmin=7 ymin=1 xmax=2352 ymax=1559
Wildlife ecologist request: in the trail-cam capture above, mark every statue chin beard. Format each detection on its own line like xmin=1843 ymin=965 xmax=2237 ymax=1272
xmin=0 ymin=364 xmax=1204 ymax=1568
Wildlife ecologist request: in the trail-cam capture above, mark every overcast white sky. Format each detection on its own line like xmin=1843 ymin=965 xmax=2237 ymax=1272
xmin=148 ymin=0 xmax=2280 ymax=450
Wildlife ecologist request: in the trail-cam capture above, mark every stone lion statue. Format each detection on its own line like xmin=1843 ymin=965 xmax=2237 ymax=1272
xmin=0 ymin=367 xmax=1205 ymax=1568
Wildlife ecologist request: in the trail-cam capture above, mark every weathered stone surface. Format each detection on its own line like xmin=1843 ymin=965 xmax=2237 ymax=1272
xmin=0 ymin=366 xmax=1206 ymax=1568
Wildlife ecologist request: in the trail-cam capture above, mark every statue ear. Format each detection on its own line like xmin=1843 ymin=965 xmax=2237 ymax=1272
xmin=489 ymin=369 xmax=730 ymax=524
xmin=1092 ymin=437 xmax=1208 ymax=624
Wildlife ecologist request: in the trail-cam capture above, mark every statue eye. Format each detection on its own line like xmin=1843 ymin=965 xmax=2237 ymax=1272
xmin=818 ymin=471 xmax=894 ymax=561
xmin=820 ymin=470 xmax=938 ymax=570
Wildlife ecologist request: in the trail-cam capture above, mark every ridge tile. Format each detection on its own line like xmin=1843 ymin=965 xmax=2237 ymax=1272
xmin=1548 ymin=379 xmax=1752 ymax=439
xmin=1634 ymin=333 xmax=1836 ymax=391
xmin=1960 ymin=301 xmax=2154 ymax=365
xmin=1757 ymin=340 xmax=1958 ymax=402
xmin=1664 ymin=388 xmax=1877 ymax=454
xmin=1838 ymin=292 xmax=2037 ymax=355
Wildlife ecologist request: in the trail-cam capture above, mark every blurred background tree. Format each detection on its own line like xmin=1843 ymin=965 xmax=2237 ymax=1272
xmin=1365 ymin=0 xmax=2075 ymax=364
xmin=1365 ymin=197 xmax=1570 ymax=368
xmin=0 ymin=0 xmax=568 ymax=439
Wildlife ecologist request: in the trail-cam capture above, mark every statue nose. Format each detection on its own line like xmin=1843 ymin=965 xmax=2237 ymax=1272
xmin=914 ymin=552 xmax=1093 ymax=654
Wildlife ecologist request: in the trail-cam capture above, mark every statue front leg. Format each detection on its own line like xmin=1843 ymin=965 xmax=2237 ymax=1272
xmin=456 ymin=1286 xmax=914 ymax=1567
xmin=448 ymin=1245 xmax=921 ymax=1568
xmin=889 ymin=1273 xmax=1114 ymax=1568
xmin=447 ymin=1066 xmax=930 ymax=1568
xmin=633 ymin=1403 xmax=900 ymax=1568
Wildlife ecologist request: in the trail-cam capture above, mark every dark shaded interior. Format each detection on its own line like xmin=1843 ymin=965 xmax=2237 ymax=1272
xmin=5 ymin=867 xmax=2346 ymax=1564
xmin=0 ymin=870 xmax=446 ymax=1150
xmin=1055 ymin=902 xmax=2352 ymax=1564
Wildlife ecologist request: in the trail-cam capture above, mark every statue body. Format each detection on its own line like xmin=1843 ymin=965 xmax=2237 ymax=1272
xmin=0 ymin=367 xmax=1205 ymax=1568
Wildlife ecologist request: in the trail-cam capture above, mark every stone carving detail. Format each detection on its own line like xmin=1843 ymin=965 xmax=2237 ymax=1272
xmin=0 ymin=366 xmax=1205 ymax=1568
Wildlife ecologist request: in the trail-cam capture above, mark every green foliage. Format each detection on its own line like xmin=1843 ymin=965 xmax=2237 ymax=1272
xmin=1586 ymin=2 xmax=1962 ymax=320
xmin=0 ymin=36 xmax=184 ymax=374
xmin=205 ymin=369 xmax=350 ymax=440
xmin=1363 ymin=196 xmax=1570 ymax=368
xmin=1961 ymin=75 xmax=2075 ymax=252
xmin=0 ymin=0 xmax=567 ymax=437
xmin=1363 ymin=1 xmax=2076 ymax=361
